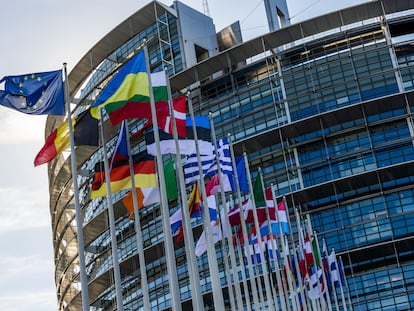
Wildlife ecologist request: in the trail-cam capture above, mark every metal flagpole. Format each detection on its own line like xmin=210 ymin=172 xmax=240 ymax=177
xmin=281 ymin=235 xmax=299 ymax=311
xmin=323 ymin=239 xmax=339 ymax=311
xmin=243 ymin=153 xmax=276 ymax=311
xmin=228 ymin=194 xmax=252 ymax=311
xmin=268 ymin=187 xmax=289 ymax=311
xmin=62 ymin=63 xmax=90 ymax=311
xmin=209 ymin=114 xmax=243 ymax=310
xmin=258 ymin=169 xmax=279 ymax=310
xmin=187 ymin=96 xmax=225 ymax=310
xmin=305 ymin=215 xmax=323 ymax=311
xmin=143 ymin=40 xmax=181 ymax=311
xmin=228 ymin=135 xmax=260 ymax=310
xmin=295 ymin=209 xmax=318 ymax=311
xmin=165 ymin=83 xmax=204 ymax=310
xmin=123 ymin=121 xmax=151 ymax=310
xmin=233 ymin=226 xmax=252 ymax=311
xmin=282 ymin=197 xmax=309 ymax=311
xmin=218 ymin=216 xmax=237 ymax=311
xmin=336 ymin=252 xmax=348 ymax=311
xmin=313 ymin=231 xmax=333 ymax=311
xmin=99 ymin=108 xmax=124 ymax=311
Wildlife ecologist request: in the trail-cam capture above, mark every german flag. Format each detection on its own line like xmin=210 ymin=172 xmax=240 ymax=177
xmin=90 ymin=151 xmax=156 ymax=199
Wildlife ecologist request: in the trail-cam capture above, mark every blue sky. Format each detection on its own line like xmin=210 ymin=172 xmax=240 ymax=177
xmin=0 ymin=0 xmax=365 ymax=310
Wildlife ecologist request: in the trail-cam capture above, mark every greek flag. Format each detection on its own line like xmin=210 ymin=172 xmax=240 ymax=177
xmin=184 ymin=137 xmax=233 ymax=186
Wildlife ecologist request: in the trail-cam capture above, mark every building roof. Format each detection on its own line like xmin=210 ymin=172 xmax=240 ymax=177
xmin=169 ymin=0 xmax=414 ymax=92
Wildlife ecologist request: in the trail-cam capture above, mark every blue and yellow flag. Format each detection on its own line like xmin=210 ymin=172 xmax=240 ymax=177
xmin=0 ymin=69 xmax=65 ymax=115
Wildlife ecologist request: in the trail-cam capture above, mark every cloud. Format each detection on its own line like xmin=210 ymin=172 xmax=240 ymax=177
xmin=0 ymin=256 xmax=57 ymax=311
xmin=0 ymin=110 xmax=46 ymax=144
xmin=0 ymin=186 xmax=50 ymax=233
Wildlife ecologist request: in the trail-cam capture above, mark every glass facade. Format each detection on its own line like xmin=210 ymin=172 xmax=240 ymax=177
xmin=47 ymin=1 xmax=414 ymax=310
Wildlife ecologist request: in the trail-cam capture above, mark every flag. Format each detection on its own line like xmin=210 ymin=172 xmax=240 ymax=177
xmin=253 ymin=175 xmax=266 ymax=207
xmin=205 ymin=173 xmax=232 ymax=196
xmin=328 ymin=250 xmax=340 ymax=287
xmin=266 ymin=236 xmax=279 ymax=260
xmin=146 ymin=116 xmax=212 ymax=155
xmin=244 ymin=240 xmax=263 ymax=264
xmin=312 ymin=236 xmax=321 ymax=267
xmin=227 ymin=199 xmax=254 ymax=226
xmin=304 ymin=233 xmax=315 ymax=266
xmin=122 ymin=158 xmax=178 ymax=218
xmin=0 ymin=69 xmax=65 ymax=115
xmin=95 ymin=123 xmax=129 ymax=189
xmin=235 ymin=156 xmax=249 ymax=192
xmin=169 ymin=182 xmax=201 ymax=236
xmin=322 ymin=241 xmax=332 ymax=294
xmin=158 ymin=95 xmax=187 ymax=137
xmin=130 ymin=96 xmax=186 ymax=139
xmin=277 ymin=200 xmax=290 ymax=234
xmin=195 ymin=219 xmax=222 ymax=257
xmin=164 ymin=159 xmax=178 ymax=200
xmin=184 ymin=137 xmax=232 ymax=186
xmin=90 ymin=151 xmax=156 ymax=199
xmin=308 ymin=267 xmax=324 ymax=300
xmin=110 ymin=121 xmax=129 ymax=166
xmin=33 ymin=109 xmax=99 ymax=166
xmin=90 ymin=51 xmax=169 ymax=124
xmin=123 ymin=187 xmax=160 ymax=218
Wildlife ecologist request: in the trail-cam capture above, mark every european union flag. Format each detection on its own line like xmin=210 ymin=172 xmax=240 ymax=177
xmin=0 ymin=69 xmax=65 ymax=115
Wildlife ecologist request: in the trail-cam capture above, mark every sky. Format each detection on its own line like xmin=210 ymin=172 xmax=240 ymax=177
xmin=0 ymin=0 xmax=366 ymax=310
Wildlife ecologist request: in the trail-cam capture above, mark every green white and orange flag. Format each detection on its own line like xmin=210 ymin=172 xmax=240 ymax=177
xmin=90 ymin=50 xmax=170 ymax=125
xmin=90 ymin=150 xmax=156 ymax=199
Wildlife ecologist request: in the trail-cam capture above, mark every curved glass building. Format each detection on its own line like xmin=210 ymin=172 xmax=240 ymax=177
xmin=46 ymin=0 xmax=414 ymax=310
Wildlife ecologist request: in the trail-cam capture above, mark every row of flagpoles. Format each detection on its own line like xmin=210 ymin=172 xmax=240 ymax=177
xmin=0 ymin=40 xmax=354 ymax=311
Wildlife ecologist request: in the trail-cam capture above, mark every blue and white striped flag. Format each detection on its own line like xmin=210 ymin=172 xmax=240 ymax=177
xmin=184 ymin=137 xmax=233 ymax=186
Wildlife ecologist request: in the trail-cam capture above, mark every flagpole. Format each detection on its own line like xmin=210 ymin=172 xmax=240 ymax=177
xmin=99 ymin=108 xmax=124 ymax=311
xmin=228 ymin=195 xmax=253 ymax=311
xmin=187 ymin=96 xmax=225 ymax=310
xmin=305 ymin=215 xmax=327 ymax=311
xmin=209 ymin=114 xmax=243 ymax=310
xmin=228 ymin=135 xmax=260 ymax=310
xmin=268 ymin=187 xmax=288 ymax=311
xmin=282 ymin=198 xmax=309 ymax=311
xmin=323 ymin=239 xmax=339 ymax=311
xmin=336 ymin=252 xmax=348 ymax=311
xmin=143 ymin=40 xmax=181 ymax=311
xmin=295 ymin=209 xmax=318 ymax=311
xmin=335 ymin=255 xmax=353 ymax=311
xmin=258 ymin=169 xmax=279 ymax=310
xmin=218 ymin=217 xmax=237 ymax=311
xmin=123 ymin=121 xmax=151 ymax=310
xmin=165 ymin=84 xmax=203 ymax=309
xmin=62 ymin=63 xmax=90 ymax=311
xmin=313 ymin=230 xmax=333 ymax=311
xmin=243 ymin=153 xmax=276 ymax=311
xmin=281 ymin=234 xmax=299 ymax=311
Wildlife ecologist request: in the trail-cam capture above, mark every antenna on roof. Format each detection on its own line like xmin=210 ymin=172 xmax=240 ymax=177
xmin=202 ymin=0 xmax=210 ymax=16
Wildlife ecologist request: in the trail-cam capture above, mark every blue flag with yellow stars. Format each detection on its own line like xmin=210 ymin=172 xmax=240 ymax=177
xmin=0 ymin=69 xmax=65 ymax=115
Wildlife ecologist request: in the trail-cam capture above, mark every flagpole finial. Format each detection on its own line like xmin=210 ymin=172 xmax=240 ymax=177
xmin=63 ymin=62 xmax=67 ymax=67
